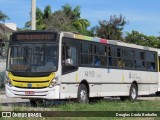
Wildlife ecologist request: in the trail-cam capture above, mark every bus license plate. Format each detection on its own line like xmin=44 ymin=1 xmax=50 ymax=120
xmin=25 ymin=91 xmax=35 ymax=95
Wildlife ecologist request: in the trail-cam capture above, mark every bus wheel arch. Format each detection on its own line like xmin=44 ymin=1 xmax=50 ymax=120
xmin=77 ymin=80 xmax=89 ymax=103
xmin=120 ymin=81 xmax=138 ymax=101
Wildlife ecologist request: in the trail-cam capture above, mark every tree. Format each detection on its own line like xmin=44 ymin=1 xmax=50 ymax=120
xmin=62 ymin=4 xmax=80 ymax=20
xmin=125 ymin=30 xmax=160 ymax=48
xmin=0 ymin=10 xmax=9 ymax=22
xmin=61 ymin=4 xmax=90 ymax=35
xmin=45 ymin=10 xmax=75 ymax=31
xmin=45 ymin=4 xmax=91 ymax=35
xmin=25 ymin=5 xmax=52 ymax=30
xmin=95 ymin=15 xmax=127 ymax=40
xmin=72 ymin=18 xmax=90 ymax=35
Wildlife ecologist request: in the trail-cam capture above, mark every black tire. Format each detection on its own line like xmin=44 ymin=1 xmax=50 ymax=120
xmin=156 ymin=92 xmax=160 ymax=96
xmin=120 ymin=96 xmax=128 ymax=101
xmin=30 ymin=99 xmax=37 ymax=107
xmin=30 ymin=99 xmax=43 ymax=107
xmin=77 ymin=84 xmax=89 ymax=103
xmin=129 ymin=84 xmax=138 ymax=101
xmin=90 ymin=97 xmax=104 ymax=102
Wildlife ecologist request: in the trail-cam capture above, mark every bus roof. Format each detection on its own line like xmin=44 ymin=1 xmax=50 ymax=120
xmin=11 ymin=31 xmax=158 ymax=52
xmin=62 ymin=32 xmax=158 ymax=52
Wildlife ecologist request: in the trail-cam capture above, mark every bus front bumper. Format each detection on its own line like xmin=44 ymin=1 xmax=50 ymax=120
xmin=5 ymin=84 xmax=60 ymax=100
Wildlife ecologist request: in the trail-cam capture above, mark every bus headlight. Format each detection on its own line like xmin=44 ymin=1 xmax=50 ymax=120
xmin=5 ymin=74 xmax=12 ymax=87
xmin=49 ymin=77 xmax=58 ymax=88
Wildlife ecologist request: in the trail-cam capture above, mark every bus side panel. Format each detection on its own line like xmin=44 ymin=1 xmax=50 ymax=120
xmin=78 ymin=67 xmax=101 ymax=97
xmin=140 ymin=72 xmax=158 ymax=95
xmin=149 ymin=84 xmax=158 ymax=94
xmin=101 ymin=68 xmax=130 ymax=96
xmin=60 ymin=71 xmax=79 ymax=99
xmin=101 ymin=84 xmax=130 ymax=96
xmin=138 ymin=84 xmax=150 ymax=95
xmin=100 ymin=68 xmax=123 ymax=83
xmin=89 ymin=84 xmax=101 ymax=97
xmin=158 ymin=73 xmax=160 ymax=91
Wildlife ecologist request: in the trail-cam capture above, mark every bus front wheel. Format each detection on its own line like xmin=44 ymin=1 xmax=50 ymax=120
xmin=30 ymin=99 xmax=43 ymax=107
xmin=77 ymin=84 xmax=89 ymax=103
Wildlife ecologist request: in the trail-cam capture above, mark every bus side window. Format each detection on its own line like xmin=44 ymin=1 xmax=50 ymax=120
xmin=62 ymin=44 xmax=77 ymax=66
xmin=66 ymin=47 xmax=77 ymax=65
xmin=62 ymin=43 xmax=78 ymax=74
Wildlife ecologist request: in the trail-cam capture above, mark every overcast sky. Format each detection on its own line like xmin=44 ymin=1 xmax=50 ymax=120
xmin=0 ymin=0 xmax=160 ymax=36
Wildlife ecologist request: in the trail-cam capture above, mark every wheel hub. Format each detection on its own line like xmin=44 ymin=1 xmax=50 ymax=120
xmin=131 ymin=88 xmax=136 ymax=99
xmin=80 ymin=90 xmax=87 ymax=102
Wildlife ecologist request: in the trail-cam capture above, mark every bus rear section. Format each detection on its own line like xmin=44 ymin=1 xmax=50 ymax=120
xmin=156 ymin=50 xmax=160 ymax=95
xmin=60 ymin=34 xmax=158 ymax=102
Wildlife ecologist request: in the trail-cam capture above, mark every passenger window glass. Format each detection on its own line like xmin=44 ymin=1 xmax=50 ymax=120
xmin=71 ymin=47 xmax=77 ymax=65
xmin=123 ymin=50 xmax=134 ymax=58
xmin=135 ymin=51 xmax=140 ymax=60
xmin=81 ymin=43 xmax=93 ymax=65
xmin=110 ymin=47 xmax=117 ymax=57
xmin=135 ymin=60 xmax=145 ymax=69
xmin=65 ymin=46 xmax=77 ymax=66
xmin=146 ymin=52 xmax=155 ymax=61
xmin=117 ymin=48 xmax=121 ymax=57
xmin=140 ymin=52 xmax=145 ymax=60
xmin=95 ymin=45 xmax=105 ymax=55
xmin=82 ymin=44 xmax=92 ymax=54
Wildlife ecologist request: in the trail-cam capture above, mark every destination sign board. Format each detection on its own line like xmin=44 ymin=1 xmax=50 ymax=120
xmin=12 ymin=32 xmax=57 ymax=41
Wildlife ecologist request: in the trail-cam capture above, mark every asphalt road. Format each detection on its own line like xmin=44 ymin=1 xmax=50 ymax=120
xmin=0 ymin=94 xmax=29 ymax=104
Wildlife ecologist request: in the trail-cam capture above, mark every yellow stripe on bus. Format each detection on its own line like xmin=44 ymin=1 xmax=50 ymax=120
xmin=8 ymin=72 xmax=55 ymax=88
xmin=12 ymin=81 xmax=49 ymax=88
xmin=8 ymin=72 xmax=55 ymax=81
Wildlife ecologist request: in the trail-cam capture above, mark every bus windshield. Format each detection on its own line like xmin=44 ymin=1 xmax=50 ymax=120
xmin=8 ymin=43 xmax=58 ymax=72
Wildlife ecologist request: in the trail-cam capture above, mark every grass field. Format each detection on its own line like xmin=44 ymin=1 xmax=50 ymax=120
xmin=0 ymin=99 xmax=160 ymax=120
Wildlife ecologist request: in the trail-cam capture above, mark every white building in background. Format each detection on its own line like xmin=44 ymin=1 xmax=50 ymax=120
xmin=0 ymin=23 xmax=17 ymax=71
xmin=4 ymin=23 xmax=17 ymax=31
xmin=0 ymin=22 xmax=16 ymax=44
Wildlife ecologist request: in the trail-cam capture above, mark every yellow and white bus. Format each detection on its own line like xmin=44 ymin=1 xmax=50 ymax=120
xmin=5 ymin=31 xmax=159 ymax=106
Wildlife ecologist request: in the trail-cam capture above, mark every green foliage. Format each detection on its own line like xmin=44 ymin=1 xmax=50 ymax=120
xmin=1 ymin=100 xmax=160 ymax=120
xmin=53 ymin=100 xmax=160 ymax=111
xmin=62 ymin=4 xmax=80 ymax=20
xmin=125 ymin=30 xmax=160 ymax=48
xmin=0 ymin=10 xmax=9 ymax=22
xmin=45 ymin=4 xmax=91 ymax=35
xmin=24 ymin=5 xmax=52 ymax=30
xmin=24 ymin=4 xmax=91 ymax=35
xmin=45 ymin=10 xmax=75 ymax=31
xmin=24 ymin=4 xmax=160 ymax=48
xmin=94 ymin=15 xmax=127 ymax=40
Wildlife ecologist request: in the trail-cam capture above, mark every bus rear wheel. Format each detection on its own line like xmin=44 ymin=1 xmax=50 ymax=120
xmin=120 ymin=83 xmax=138 ymax=101
xmin=77 ymin=84 xmax=89 ymax=103
xmin=129 ymin=83 xmax=138 ymax=101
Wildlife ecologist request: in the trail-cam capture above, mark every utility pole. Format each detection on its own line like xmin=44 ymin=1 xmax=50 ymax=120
xmin=31 ymin=0 xmax=36 ymax=30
